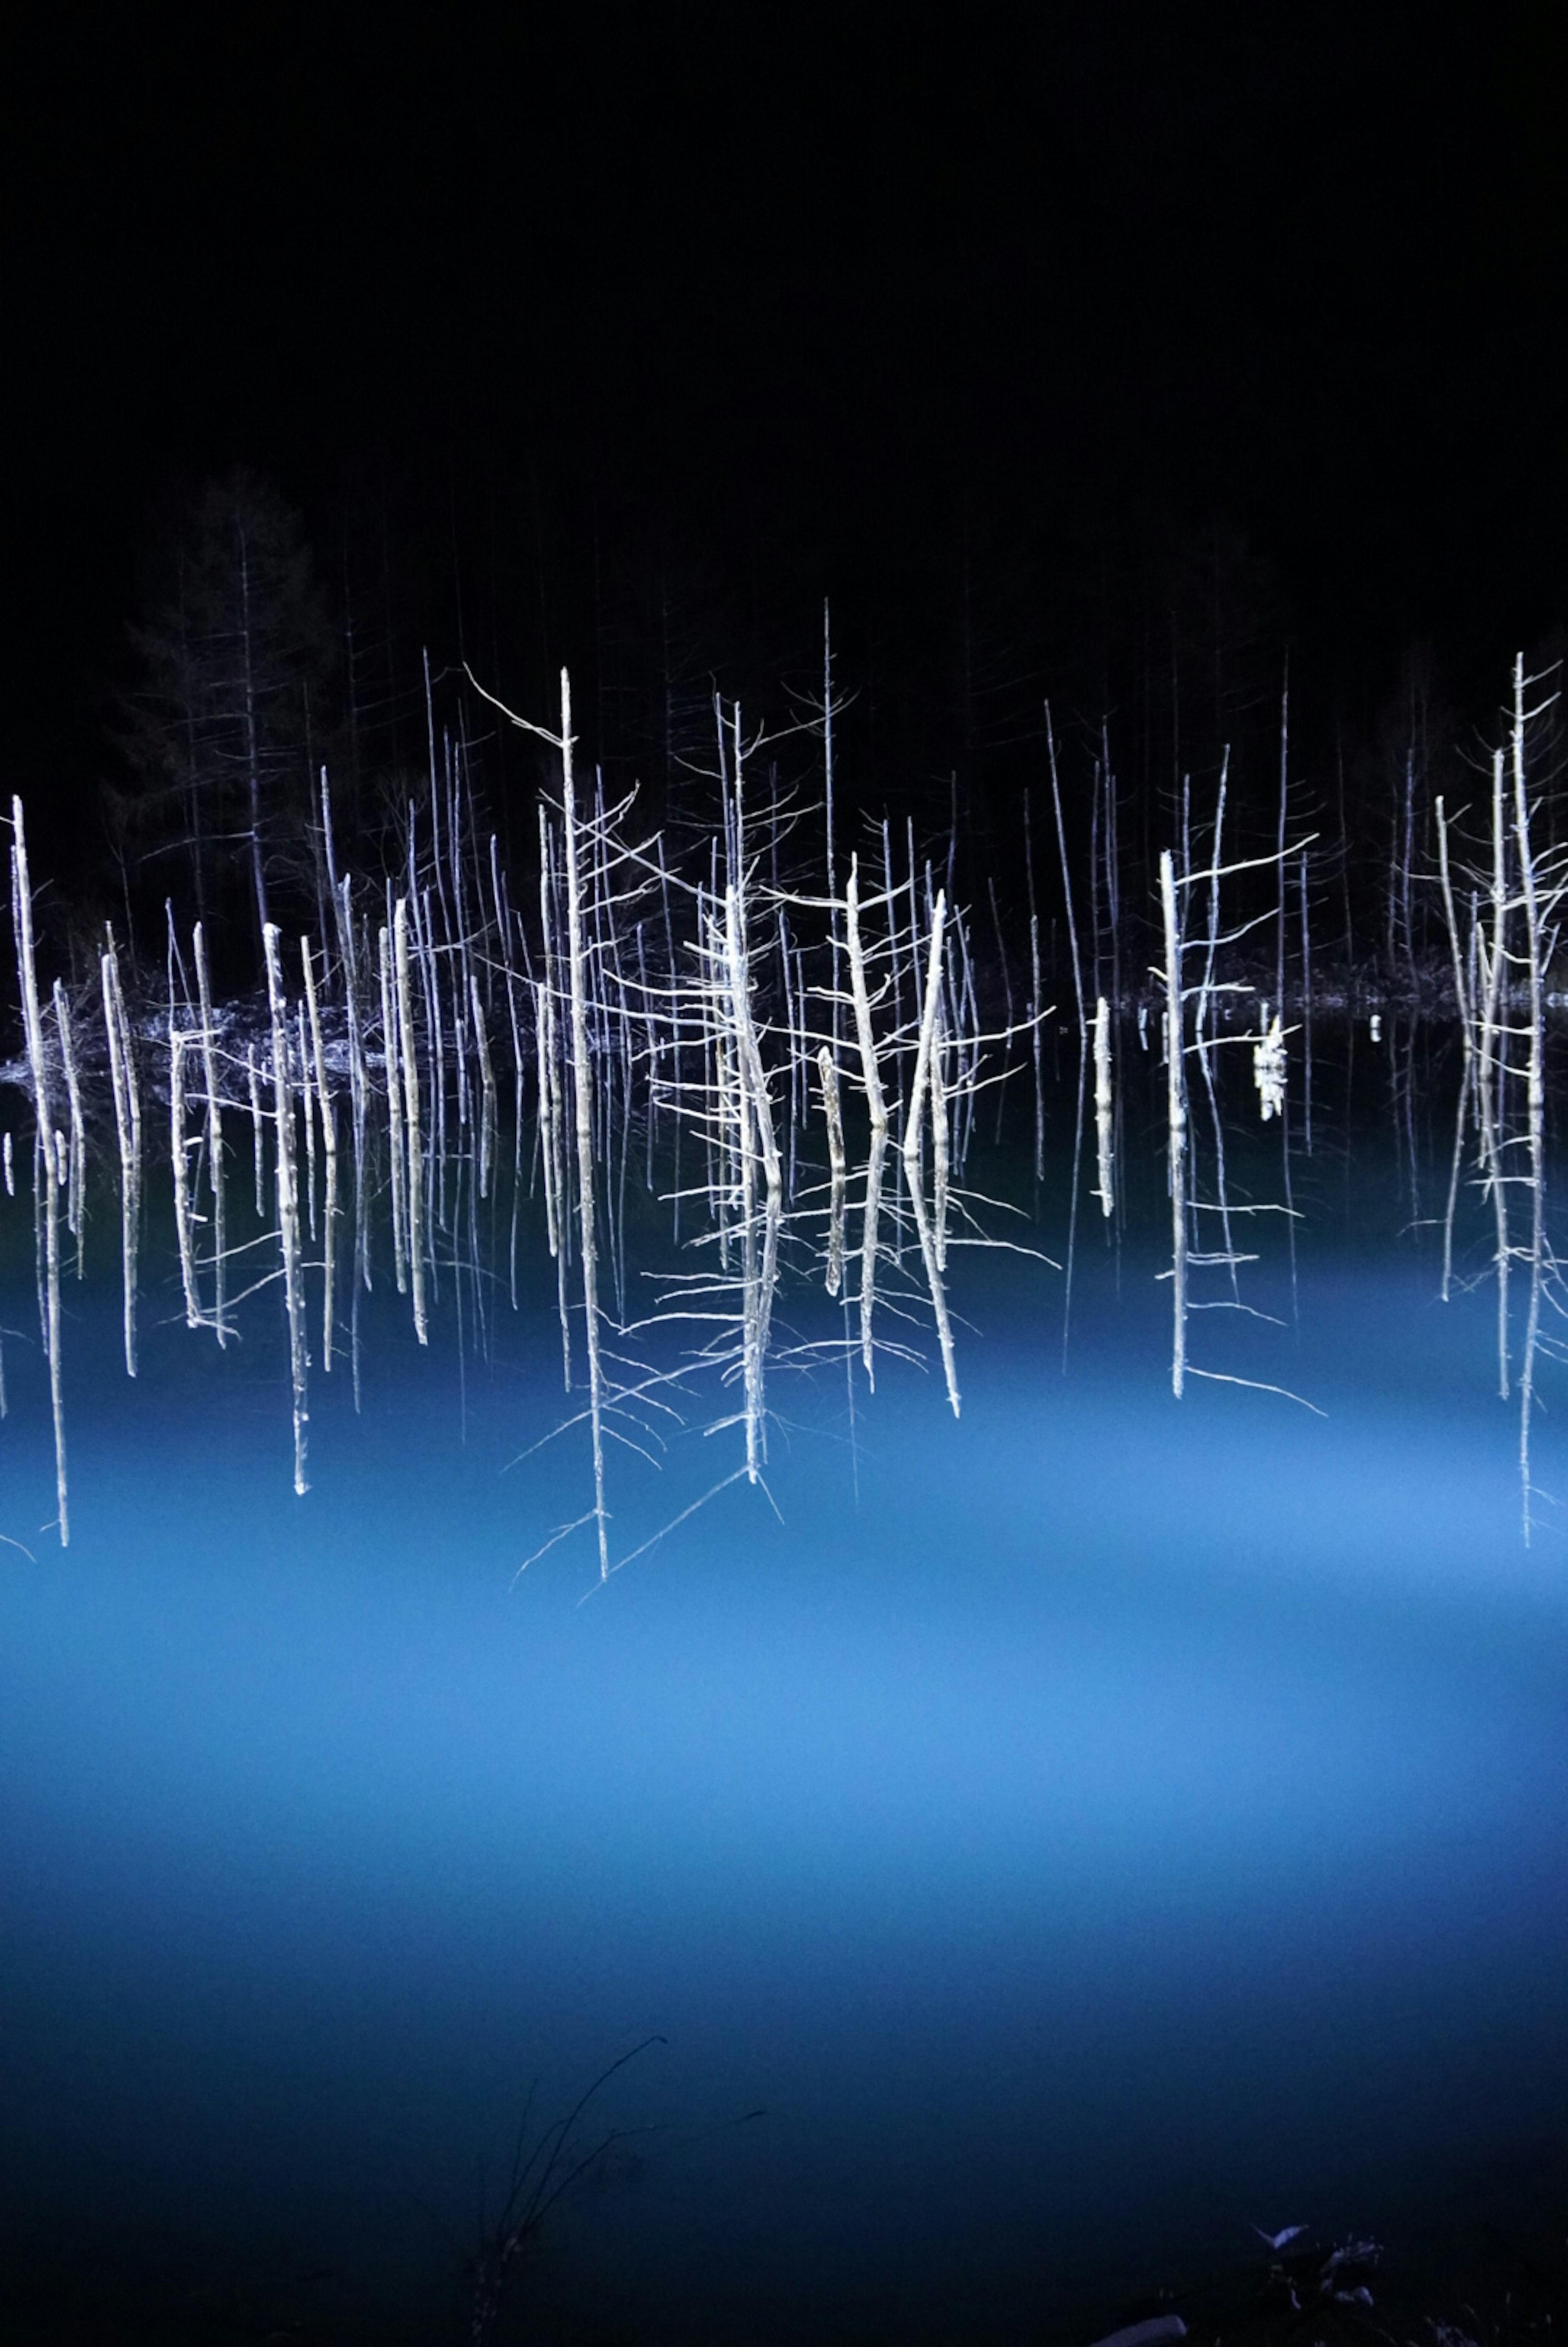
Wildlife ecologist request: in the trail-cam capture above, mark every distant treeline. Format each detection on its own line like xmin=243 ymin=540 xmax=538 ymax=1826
xmin=66 ymin=466 xmax=1565 ymax=1013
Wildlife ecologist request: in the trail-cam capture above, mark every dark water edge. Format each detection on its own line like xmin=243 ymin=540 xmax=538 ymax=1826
xmin=2 ymin=2143 xmax=1564 ymax=2346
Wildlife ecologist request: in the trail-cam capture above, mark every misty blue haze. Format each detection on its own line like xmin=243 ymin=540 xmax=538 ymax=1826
xmin=1 ymin=1142 xmax=1565 ymax=2340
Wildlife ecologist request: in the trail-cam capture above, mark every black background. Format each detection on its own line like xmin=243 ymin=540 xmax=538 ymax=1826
xmin=5 ymin=3 xmax=1564 ymax=863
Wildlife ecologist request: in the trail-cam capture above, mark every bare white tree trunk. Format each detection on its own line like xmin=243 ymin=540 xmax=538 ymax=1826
xmin=263 ymin=922 xmax=308 ymax=1495
xmin=170 ymin=1020 xmax=201 ymax=1328
xmin=102 ymin=931 xmax=140 ymax=1376
xmin=53 ymin=980 xmax=85 ymax=1272
xmin=1160 ymin=850 xmax=1187 ymax=1398
xmin=1511 ymin=654 xmax=1547 ymax=1541
xmin=902 ymin=891 xmax=959 ymax=1417
xmin=844 ymin=855 xmax=888 ymax=1380
xmin=471 ymin=970 xmax=497 ymax=1200
xmin=817 ymin=1043 xmax=845 ymax=1298
xmin=302 ymin=935 xmax=338 ymax=1368
xmin=193 ymin=922 xmax=227 ymax=1343
xmin=558 ymin=670 xmax=610 ymax=1577
xmin=13 ymin=805 xmax=68 ymax=1542
xmin=21 ymin=841 xmax=69 ymax=1536
xmin=379 ymin=924 xmax=409 ymax=1296
xmin=1479 ymin=748 xmax=1511 ymax=1398
xmin=394 ymin=896 xmax=428 ymax=1343
xmin=1093 ymin=995 xmax=1114 ymax=1218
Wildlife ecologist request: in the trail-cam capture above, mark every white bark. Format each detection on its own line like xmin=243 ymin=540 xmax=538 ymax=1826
xmin=101 ymin=934 xmax=140 ymax=1376
xmin=394 ymin=896 xmax=428 ymax=1343
xmin=301 ymin=935 xmax=337 ymax=1369
xmin=193 ymin=922 xmax=227 ymax=1343
xmin=1093 ymin=995 xmax=1114 ymax=1218
xmin=1160 ymin=850 xmax=1187 ymax=1398
xmin=558 ymin=671 xmax=610 ymax=1577
xmin=263 ymin=923 xmax=309 ymax=1495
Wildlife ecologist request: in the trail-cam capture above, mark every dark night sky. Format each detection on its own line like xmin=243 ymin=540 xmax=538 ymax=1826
xmin=4 ymin=5 xmax=1564 ymax=851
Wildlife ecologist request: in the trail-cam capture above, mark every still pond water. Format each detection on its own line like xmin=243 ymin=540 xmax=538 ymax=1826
xmin=1 ymin=1084 xmax=1564 ymax=2340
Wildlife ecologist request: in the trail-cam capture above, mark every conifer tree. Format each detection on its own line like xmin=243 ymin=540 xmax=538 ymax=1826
xmin=118 ymin=469 xmax=334 ymax=970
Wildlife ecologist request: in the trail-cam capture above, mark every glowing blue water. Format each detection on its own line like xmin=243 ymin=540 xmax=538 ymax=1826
xmin=1 ymin=1185 xmax=1564 ymax=2338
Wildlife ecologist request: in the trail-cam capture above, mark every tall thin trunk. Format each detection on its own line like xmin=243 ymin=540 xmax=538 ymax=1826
xmin=1160 ymin=849 xmax=1187 ymax=1397
xmin=238 ymin=529 xmax=270 ymax=952
xmin=559 ymin=669 xmax=609 ymax=1578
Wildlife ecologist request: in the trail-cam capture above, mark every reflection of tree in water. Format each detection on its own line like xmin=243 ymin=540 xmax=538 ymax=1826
xmin=4 ymin=653 xmax=1562 ymax=1556
xmin=8 ymin=662 xmax=1051 ymax=1562
xmin=1437 ymin=655 xmax=1568 ymax=1541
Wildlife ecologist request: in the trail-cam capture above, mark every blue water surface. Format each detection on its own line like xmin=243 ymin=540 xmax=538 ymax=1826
xmin=0 ymin=1166 xmax=1564 ymax=2340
